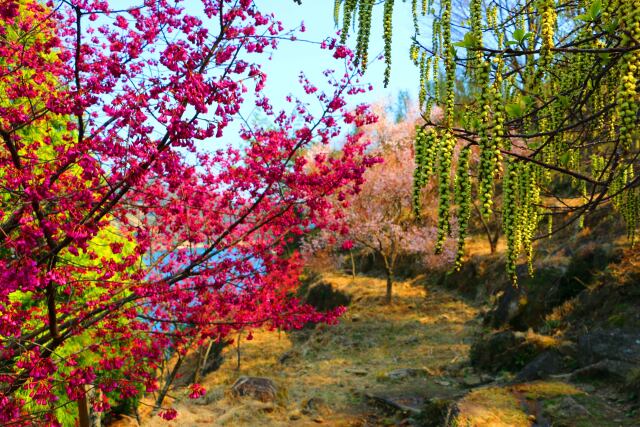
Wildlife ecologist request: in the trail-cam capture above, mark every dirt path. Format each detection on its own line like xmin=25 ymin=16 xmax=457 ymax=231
xmin=140 ymin=273 xmax=481 ymax=426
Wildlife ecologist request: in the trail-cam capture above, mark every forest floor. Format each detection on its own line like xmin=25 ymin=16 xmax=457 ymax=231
xmin=129 ymin=271 xmax=640 ymax=427
xmin=137 ymin=272 xmax=481 ymax=426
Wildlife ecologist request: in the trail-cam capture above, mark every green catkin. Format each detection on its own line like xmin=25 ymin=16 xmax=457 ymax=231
xmin=477 ymin=60 xmax=497 ymax=218
xmin=382 ymin=0 xmax=394 ymax=87
xmin=454 ymin=146 xmax=471 ymax=270
xmin=418 ymin=51 xmax=427 ymax=109
xmin=503 ymin=162 xmax=519 ymax=284
xmin=412 ymin=0 xmax=419 ymax=34
xmin=333 ymin=0 xmax=341 ymax=27
xmin=538 ymin=0 xmax=556 ymax=72
xmin=433 ymin=0 xmax=456 ymax=254
xmin=468 ymin=0 xmax=483 ymax=77
xmin=340 ymin=0 xmax=357 ymax=44
xmin=615 ymin=0 xmax=640 ymax=150
xmin=435 ymin=131 xmax=455 ymax=254
xmin=355 ymin=0 xmax=374 ymax=70
xmin=413 ymin=126 xmax=438 ymax=215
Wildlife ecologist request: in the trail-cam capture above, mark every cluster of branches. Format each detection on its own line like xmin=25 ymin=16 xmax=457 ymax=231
xmin=0 ymin=0 xmax=377 ymax=424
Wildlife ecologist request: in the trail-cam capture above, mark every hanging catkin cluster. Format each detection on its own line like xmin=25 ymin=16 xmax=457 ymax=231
xmin=454 ymin=146 xmax=472 ymax=269
xmin=334 ymin=0 xmax=394 ymax=86
xmin=413 ymin=126 xmax=438 ymax=216
xmin=331 ymin=0 xmax=640 ymax=280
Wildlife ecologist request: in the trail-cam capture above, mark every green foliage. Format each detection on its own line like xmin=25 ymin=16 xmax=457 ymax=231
xmin=332 ymin=0 xmax=640 ymax=282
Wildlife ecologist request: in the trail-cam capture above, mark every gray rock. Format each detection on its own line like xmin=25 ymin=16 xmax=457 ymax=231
xmin=513 ymin=350 xmax=566 ymax=383
xmin=387 ymin=368 xmax=427 ymax=380
xmin=302 ymin=397 xmax=330 ymax=416
xmin=470 ymin=330 xmax=546 ymax=373
xmin=461 ymin=374 xmax=483 ymax=387
xmin=577 ymin=328 xmax=640 ymax=367
xmin=570 ymin=359 xmax=636 ymax=381
xmin=288 ymin=409 xmax=302 ymax=420
xmin=230 ymin=376 xmax=278 ymax=402
xmin=544 ymin=396 xmax=591 ymax=420
xmin=364 ymin=393 xmax=422 ymax=415
xmin=345 ymin=368 xmax=368 ymax=376
xmin=488 ymin=285 xmax=525 ymax=328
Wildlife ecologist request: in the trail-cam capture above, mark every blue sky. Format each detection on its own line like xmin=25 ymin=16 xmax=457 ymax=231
xmin=250 ymin=0 xmax=424 ymax=117
xmin=106 ymin=1 xmax=427 ymax=147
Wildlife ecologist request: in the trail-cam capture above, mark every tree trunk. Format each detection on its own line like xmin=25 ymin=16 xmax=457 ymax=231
xmin=384 ymin=266 xmax=393 ymax=305
xmin=193 ymin=340 xmax=213 ymax=385
xmin=77 ymin=391 xmax=91 ymax=427
xmin=350 ymin=250 xmax=356 ymax=279
xmin=490 ymin=227 xmax=500 ymax=254
xmin=154 ymin=355 xmax=183 ymax=412
xmin=236 ymin=331 xmax=242 ymax=371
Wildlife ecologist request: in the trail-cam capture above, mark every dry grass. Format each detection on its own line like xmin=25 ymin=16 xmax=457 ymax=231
xmin=455 ymin=386 xmax=531 ymax=426
xmin=139 ymin=273 xmax=480 ymax=426
xmin=453 ymin=381 xmax=584 ymax=427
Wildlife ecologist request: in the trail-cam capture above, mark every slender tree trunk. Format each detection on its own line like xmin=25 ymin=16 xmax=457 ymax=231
xmin=384 ymin=266 xmax=393 ymax=305
xmin=77 ymin=391 xmax=91 ymax=427
xmin=236 ymin=331 xmax=242 ymax=371
xmin=474 ymin=202 xmax=499 ymax=254
xmin=350 ymin=250 xmax=356 ymax=279
xmin=193 ymin=340 xmax=213 ymax=385
xmin=490 ymin=227 xmax=500 ymax=254
xmin=154 ymin=355 xmax=183 ymax=412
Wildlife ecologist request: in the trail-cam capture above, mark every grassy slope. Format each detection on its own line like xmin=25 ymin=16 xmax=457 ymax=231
xmin=131 ymin=266 xmax=640 ymax=426
xmin=138 ymin=273 xmax=480 ymax=426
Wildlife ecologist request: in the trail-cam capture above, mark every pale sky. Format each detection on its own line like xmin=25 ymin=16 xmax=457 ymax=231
xmin=250 ymin=0 xmax=424 ymax=117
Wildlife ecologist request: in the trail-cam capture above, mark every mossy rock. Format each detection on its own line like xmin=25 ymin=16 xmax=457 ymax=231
xmin=413 ymin=398 xmax=454 ymax=427
xmin=304 ymin=280 xmax=351 ymax=313
xmin=471 ymin=330 xmax=558 ymax=373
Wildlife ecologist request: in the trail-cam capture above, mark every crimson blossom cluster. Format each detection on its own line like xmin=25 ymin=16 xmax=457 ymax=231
xmin=0 ymin=0 xmax=377 ymax=423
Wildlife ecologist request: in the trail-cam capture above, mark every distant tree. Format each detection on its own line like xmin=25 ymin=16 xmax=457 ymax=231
xmin=305 ymin=104 xmax=454 ymax=304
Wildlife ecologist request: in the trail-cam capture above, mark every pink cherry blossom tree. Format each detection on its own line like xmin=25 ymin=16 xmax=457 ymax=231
xmin=305 ymin=103 xmax=455 ymax=304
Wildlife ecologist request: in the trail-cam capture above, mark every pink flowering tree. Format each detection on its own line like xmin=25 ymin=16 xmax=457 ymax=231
xmin=305 ymin=104 xmax=455 ymax=304
xmin=0 ymin=0 xmax=378 ymax=424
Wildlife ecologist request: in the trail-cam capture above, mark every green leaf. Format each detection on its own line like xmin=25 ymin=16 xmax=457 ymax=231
xmin=454 ymin=32 xmax=479 ymax=49
xmin=576 ymin=0 xmax=602 ymax=22
xmin=513 ymin=28 xmax=525 ymax=42
xmin=506 ymin=40 xmax=519 ymax=46
xmin=559 ymin=152 xmax=571 ymax=166
xmin=589 ymin=0 xmax=602 ymax=20
xmin=506 ymin=103 xmax=524 ymax=118
xmin=604 ymin=19 xmax=619 ymax=34
xmin=558 ymin=95 xmax=570 ymax=108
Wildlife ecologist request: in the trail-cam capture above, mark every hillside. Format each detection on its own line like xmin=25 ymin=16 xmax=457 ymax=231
xmin=125 ymin=273 xmax=477 ymax=426
xmin=121 ymin=266 xmax=640 ymax=426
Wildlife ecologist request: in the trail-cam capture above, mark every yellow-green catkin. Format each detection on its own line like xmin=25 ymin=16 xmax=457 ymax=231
xmin=454 ymin=146 xmax=472 ymax=269
xmin=382 ymin=0 xmax=394 ymax=87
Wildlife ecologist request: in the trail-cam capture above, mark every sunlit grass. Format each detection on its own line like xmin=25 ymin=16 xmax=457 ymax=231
xmin=138 ymin=272 xmax=480 ymax=426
